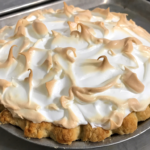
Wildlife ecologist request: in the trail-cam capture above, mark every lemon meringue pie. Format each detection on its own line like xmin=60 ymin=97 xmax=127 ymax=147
xmin=0 ymin=2 xmax=150 ymax=145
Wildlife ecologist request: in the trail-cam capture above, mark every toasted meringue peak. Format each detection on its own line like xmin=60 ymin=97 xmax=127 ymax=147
xmin=97 ymin=55 xmax=114 ymax=71
xmin=54 ymin=47 xmax=77 ymax=63
xmin=48 ymin=103 xmax=59 ymax=110
xmin=24 ymin=69 xmax=33 ymax=90
xmin=46 ymin=79 xmax=57 ymax=97
xmin=121 ymin=68 xmax=144 ymax=93
xmin=74 ymin=10 xmax=92 ymax=23
xmin=20 ymin=47 xmax=42 ymax=71
xmin=61 ymin=88 xmax=74 ymax=109
xmin=63 ymin=2 xmax=74 ymax=17
xmin=71 ymin=23 xmax=103 ymax=44
xmin=0 ymin=45 xmax=16 ymax=68
xmin=51 ymin=30 xmax=61 ymax=37
xmin=92 ymin=7 xmax=113 ymax=20
xmin=25 ymin=10 xmax=45 ymax=21
xmin=94 ymin=21 xmax=109 ymax=36
xmin=15 ymin=19 xmax=30 ymax=34
xmin=0 ymin=79 xmax=12 ymax=92
xmin=115 ymin=14 xmax=150 ymax=42
xmin=32 ymin=19 xmax=48 ymax=36
xmin=67 ymin=21 xmax=77 ymax=32
xmin=42 ymin=8 xmax=55 ymax=14
xmin=27 ymin=69 xmax=33 ymax=88
xmin=12 ymin=26 xmax=26 ymax=38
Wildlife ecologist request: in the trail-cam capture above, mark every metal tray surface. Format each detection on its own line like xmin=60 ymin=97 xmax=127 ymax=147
xmin=0 ymin=0 xmax=50 ymax=16
xmin=1 ymin=0 xmax=150 ymax=149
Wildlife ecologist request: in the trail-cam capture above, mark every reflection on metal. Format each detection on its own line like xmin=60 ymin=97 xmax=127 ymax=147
xmin=103 ymin=0 xmax=109 ymax=4
xmin=0 ymin=0 xmax=51 ymax=16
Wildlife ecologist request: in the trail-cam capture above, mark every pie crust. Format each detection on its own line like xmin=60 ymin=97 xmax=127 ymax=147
xmin=0 ymin=105 xmax=150 ymax=144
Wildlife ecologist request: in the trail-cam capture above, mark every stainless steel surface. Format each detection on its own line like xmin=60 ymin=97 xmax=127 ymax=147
xmin=0 ymin=0 xmax=49 ymax=15
xmin=1 ymin=0 xmax=150 ymax=149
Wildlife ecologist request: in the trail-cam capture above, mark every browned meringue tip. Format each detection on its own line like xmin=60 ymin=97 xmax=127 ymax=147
xmin=46 ymin=79 xmax=57 ymax=97
xmin=28 ymin=69 xmax=33 ymax=78
xmin=74 ymin=10 xmax=92 ymax=23
xmin=20 ymin=47 xmax=44 ymax=72
xmin=63 ymin=2 xmax=69 ymax=10
xmin=24 ymin=69 xmax=33 ymax=82
xmin=63 ymin=2 xmax=74 ymax=17
xmin=25 ymin=10 xmax=45 ymax=20
xmin=51 ymin=30 xmax=61 ymax=37
xmin=10 ymin=45 xmax=17 ymax=59
xmin=32 ymin=19 xmax=48 ymax=36
xmin=115 ymin=14 xmax=150 ymax=42
xmin=92 ymin=7 xmax=109 ymax=14
xmin=121 ymin=68 xmax=145 ymax=93
xmin=48 ymin=103 xmax=59 ymax=110
xmin=54 ymin=47 xmax=77 ymax=63
xmin=71 ymin=23 xmax=104 ymax=44
xmin=12 ymin=26 xmax=26 ymax=39
xmin=61 ymin=88 xmax=74 ymax=109
xmin=1 ymin=45 xmax=17 ymax=68
xmin=94 ymin=21 xmax=109 ymax=36
xmin=25 ymin=69 xmax=33 ymax=95
xmin=0 ymin=79 xmax=12 ymax=92
xmin=97 ymin=55 xmax=114 ymax=71
xmin=15 ymin=19 xmax=30 ymax=34
xmin=92 ymin=7 xmax=113 ymax=21
xmin=67 ymin=47 xmax=77 ymax=57
xmin=42 ymin=8 xmax=55 ymax=14
xmin=67 ymin=21 xmax=77 ymax=32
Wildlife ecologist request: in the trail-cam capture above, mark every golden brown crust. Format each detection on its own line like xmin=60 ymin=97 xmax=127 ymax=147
xmin=0 ymin=109 xmax=26 ymax=130
xmin=0 ymin=109 xmax=80 ymax=145
xmin=113 ymin=113 xmax=138 ymax=135
xmin=81 ymin=124 xmax=112 ymax=142
xmin=136 ymin=106 xmax=150 ymax=121
xmin=0 ymin=107 xmax=150 ymax=144
xmin=24 ymin=121 xmax=52 ymax=139
xmin=50 ymin=126 xmax=80 ymax=145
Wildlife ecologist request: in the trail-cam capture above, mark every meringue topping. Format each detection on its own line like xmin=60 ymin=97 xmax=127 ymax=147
xmin=1 ymin=2 xmax=150 ymax=130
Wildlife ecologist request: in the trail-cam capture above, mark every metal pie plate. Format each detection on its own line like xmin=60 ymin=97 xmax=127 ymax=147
xmin=1 ymin=120 xmax=150 ymax=149
xmin=1 ymin=0 xmax=150 ymax=149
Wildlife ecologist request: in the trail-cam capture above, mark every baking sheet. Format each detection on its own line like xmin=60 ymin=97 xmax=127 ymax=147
xmin=1 ymin=0 xmax=150 ymax=149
